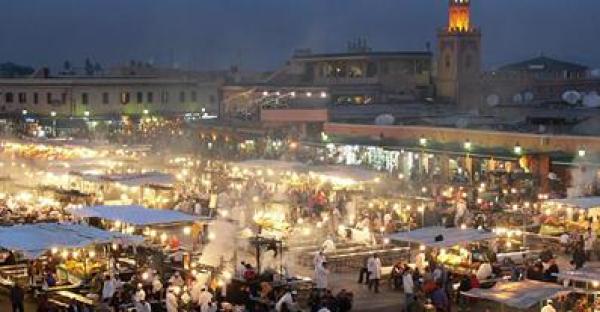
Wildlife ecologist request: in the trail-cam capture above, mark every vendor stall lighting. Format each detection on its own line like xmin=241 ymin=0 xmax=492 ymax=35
xmin=160 ymin=233 xmax=168 ymax=243
xmin=320 ymin=91 xmax=328 ymax=98
xmin=183 ymin=226 xmax=192 ymax=236
xmin=419 ymin=136 xmax=427 ymax=147
xmin=88 ymin=250 xmax=96 ymax=258
xmin=513 ymin=143 xmax=522 ymax=155
xmin=84 ymin=111 xmax=90 ymax=117
xmin=419 ymin=245 xmax=426 ymax=251
xmin=578 ymin=148 xmax=586 ymax=157
xmin=50 ymin=111 xmax=57 ymax=117
xmin=22 ymin=109 xmax=28 ymax=115
xmin=383 ymin=238 xmax=390 ymax=245
xmin=306 ymin=91 xmax=313 ymax=97
xmin=51 ymin=247 xmax=58 ymax=255
xmin=61 ymin=250 xmax=69 ymax=259
xmin=208 ymin=232 xmax=216 ymax=241
xmin=460 ymin=223 xmax=467 ymax=230
xmin=143 ymin=109 xmax=149 ymax=115
xmin=290 ymin=91 xmax=296 ymax=97
xmin=262 ymin=91 xmax=269 ymax=96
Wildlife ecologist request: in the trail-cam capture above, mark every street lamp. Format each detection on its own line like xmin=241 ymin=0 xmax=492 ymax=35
xmin=50 ymin=111 xmax=57 ymax=137
xmin=463 ymin=139 xmax=472 ymax=151
xmin=22 ymin=109 xmax=27 ymax=116
xmin=578 ymin=147 xmax=586 ymax=158
xmin=514 ymin=143 xmax=522 ymax=155
xmin=143 ymin=109 xmax=149 ymax=115
xmin=419 ymin=136 xmax=427 ymax=147
xmin=417 ymin=205 xmax=425 ymax=227
xmin=84 ymin=111 xmax=90 ymax=117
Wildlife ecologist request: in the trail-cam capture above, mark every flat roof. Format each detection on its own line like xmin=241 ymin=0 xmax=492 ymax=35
xmin=293 ymin=51 xmax=432 ymax=61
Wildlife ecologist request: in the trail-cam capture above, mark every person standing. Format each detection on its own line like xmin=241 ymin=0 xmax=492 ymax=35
xmin=315 ymin=262 xmax=330 ymax=291
xmin=10 ymin=283 xmax=25 ymax=312
xmin=403 ymin=267 xmax=415 ymax=311
xmin=166 ymin=287 xmax=179 ymax=312
xmin=541 ymin=299 xmax=557 ymax=312
xmin=358 ymin=256 xmax=371 ymax=284
xmin=367 ymin=253 xmax=382 ymax=293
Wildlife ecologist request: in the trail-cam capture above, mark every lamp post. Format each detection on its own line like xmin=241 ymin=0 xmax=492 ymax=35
xmin=417 ymin=205 xmax=425 ymax=227
xmin=50 ymin=111 xmax=57 ymax=137
xmin=513 ymin=143 xmax=522 ymax=155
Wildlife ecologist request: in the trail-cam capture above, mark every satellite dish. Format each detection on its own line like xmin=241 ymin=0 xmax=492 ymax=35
xmin=562 ymin=90 xmax=581 ymax=105
xmin=374 ymin=114 xmax=395 ymax=125
xmin=512 ymin=93 xmax=523 ymax=104
xmin=486 ymin=94 xmax=500 ymax=107
xmin=583 ymin=91 xmax=600 ymax=108
xmin=455 ymin=118 xmax=470 ymax=128
xmin=523 ymin=91 xmax=534 ymax=103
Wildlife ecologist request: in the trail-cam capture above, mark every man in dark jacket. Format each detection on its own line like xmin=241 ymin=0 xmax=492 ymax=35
xmin=10 ymin=283 xmax=25 ymax=312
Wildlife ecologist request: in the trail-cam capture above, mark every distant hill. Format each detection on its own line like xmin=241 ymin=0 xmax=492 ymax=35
xmin=0 ymin=62 xmax=35 ymax=78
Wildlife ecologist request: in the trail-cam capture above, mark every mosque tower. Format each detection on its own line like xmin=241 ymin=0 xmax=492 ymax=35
xmin=437 ymin=0 xmax=482 ymax=108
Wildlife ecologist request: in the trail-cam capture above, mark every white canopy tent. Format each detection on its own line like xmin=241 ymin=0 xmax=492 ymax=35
xmin=67 ymin=204 xmax=202 ymax=226
xmin=462 ymin=280 xmax=568 ymax=310
xmin=0 ymin=223 xmax=143 ymax=259
xmin=310 ymin=165 xmax=381 ymax=185
xmin=388 ymin=226 xmax=497 ymax=248
xmin=232 ymin=160 xmax=307 ymax=172
xmin=543 ymin=197 xmax=600 ymax=210
xmin=80 ymin=171 xmax=174 ymax=187
xmin=556 ymin=267 xmax=600 ymax=285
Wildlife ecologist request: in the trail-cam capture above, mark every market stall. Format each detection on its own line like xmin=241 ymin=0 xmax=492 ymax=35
xmin=462 ymin=280 xmax=568 ymax=311
xmin=554 ymin=268 xmax=600 ymax=311
xmin=0 ymin=222 xmax=143 ymax=288
xmin=388 ymin=226 xmax=498 ymax=275
xmin=540 ymin=197 xmax=600 ymax=236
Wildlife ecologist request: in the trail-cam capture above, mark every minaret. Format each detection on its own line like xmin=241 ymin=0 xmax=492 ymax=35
xmin=437 ymin=0 xmax=482 ymax=108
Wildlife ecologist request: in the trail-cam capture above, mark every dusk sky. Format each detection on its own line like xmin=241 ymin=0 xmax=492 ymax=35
xmin=1 ymin=0 xmax=599 ymax=71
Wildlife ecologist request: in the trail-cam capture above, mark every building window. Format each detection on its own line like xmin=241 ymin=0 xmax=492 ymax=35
xmin=102 ymin=92 xmax=109 ymax=105
xmin=465 ymin=54 xmax=472 ymax=70
xmin=179 ymin=91 xmax=186 ymax=103
xmin=120 ymin=92 xmax=130 ymax=105
xmin=81 ymin=93 xmax=89 ymax=105
xmin=5 ymin=92 xmax=13 ymax=104
xmin=61 ymin=93 xmax=67 ymax=104
xmin=18 ymin=93 xmax=26 ymax=104
xmin=147 ymin=92 xmax=153 ymax=103
xmin=33 ymin=93 xmax=39 ymax=105
xmin=209 ymin=95 xmax=215 ymax=104
xmin=445 ymin=55 xmax=451 ymax=69
xmin=191 ymin=91 xmax=197 ymax=102
xmin=161 ymin=91 xmax=169 ymax=104
xmin=136 ymin=92 xmax=143 ymax=104
xmin=47 ymin=93 xmax=53 ymax=104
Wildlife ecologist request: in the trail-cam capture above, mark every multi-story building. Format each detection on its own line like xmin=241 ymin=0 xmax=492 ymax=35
xmin=482 ymin=56 xmax=600 ymax=106
xmin=0 ymin=74 xmax=220 ymax=119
